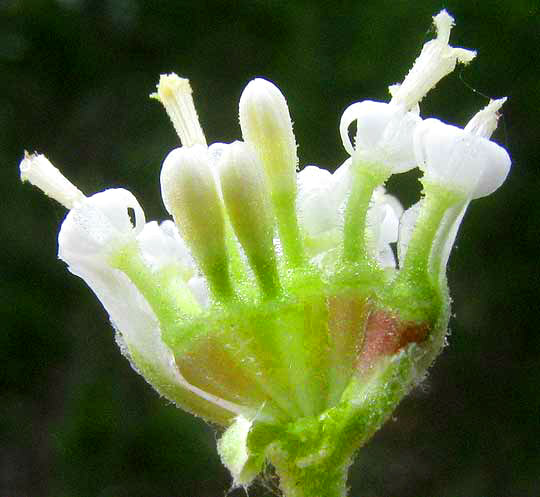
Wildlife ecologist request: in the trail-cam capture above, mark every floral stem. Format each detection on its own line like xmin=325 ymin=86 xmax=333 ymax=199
xmin=343 ymin=161 xmax=387 ymax=267
xmin=269 ymin=451 xmax=351 ymax=497
xmin=263 ymin=348 xmax=417 ymax=497
xmin=389 ymin=183 xmax=461 ymax=322
xmin=272 ymin=189 xmax=305 ymax=268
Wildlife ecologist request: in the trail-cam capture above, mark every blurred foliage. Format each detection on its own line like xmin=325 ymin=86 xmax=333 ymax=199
xmin=1 ymin=0 xmax=539 ymax=496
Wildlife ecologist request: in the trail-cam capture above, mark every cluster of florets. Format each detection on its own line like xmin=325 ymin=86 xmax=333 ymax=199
xmin=20 ymin=10 xmax=510 ymax=495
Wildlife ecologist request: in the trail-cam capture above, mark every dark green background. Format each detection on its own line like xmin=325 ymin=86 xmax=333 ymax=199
xmin=2 ymin=1 xmax=539 ymax=496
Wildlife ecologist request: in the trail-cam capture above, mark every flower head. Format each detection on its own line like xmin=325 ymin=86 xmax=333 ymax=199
xmin=19 ymin=10 xmax=510 ymax=497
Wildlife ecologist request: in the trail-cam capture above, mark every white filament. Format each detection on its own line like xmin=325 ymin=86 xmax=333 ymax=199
xmin=19 ymin=152 xmax=85 ymax=209
xmin=151 ymin=73 xmax=207 ymax=147
xmin=464 ymin=97 xmax=507 ymax=139
xmin=389 ymin=10 xmax=476 ymax=110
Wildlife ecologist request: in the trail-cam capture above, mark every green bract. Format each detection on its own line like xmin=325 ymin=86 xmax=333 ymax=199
xmin=19 ymin=10 xmax=511 ymax=497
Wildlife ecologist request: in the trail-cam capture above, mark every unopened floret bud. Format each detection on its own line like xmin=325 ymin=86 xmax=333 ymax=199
xmin=219 ymin=141 xmax=279 ymax=297
xmin=239 ymin=78 xmax=298 ymax=198
xmin=160 ymin=145 xmax=232 ymax=299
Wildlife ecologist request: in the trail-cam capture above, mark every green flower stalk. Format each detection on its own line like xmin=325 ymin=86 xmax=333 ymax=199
xmin=19 ymin=10 xmax=511 ymax=497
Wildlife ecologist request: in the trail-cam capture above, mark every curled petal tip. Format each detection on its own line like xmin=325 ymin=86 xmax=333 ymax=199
xmin=339 ymin=100 xmax=420 ymax=174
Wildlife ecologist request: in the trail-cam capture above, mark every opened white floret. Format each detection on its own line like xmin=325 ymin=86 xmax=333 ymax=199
xmin=340 ymin=9 xmax=476 ymax=178
xmin=296 ymin=162 xmax=402 ymax=268
xmin=397 ymin=98 xmax=511 ymax=287
xmin=18 ymin=151 xmax=250 ymax=424
xmin=414 ymin=99 xmax=511 ymax=199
